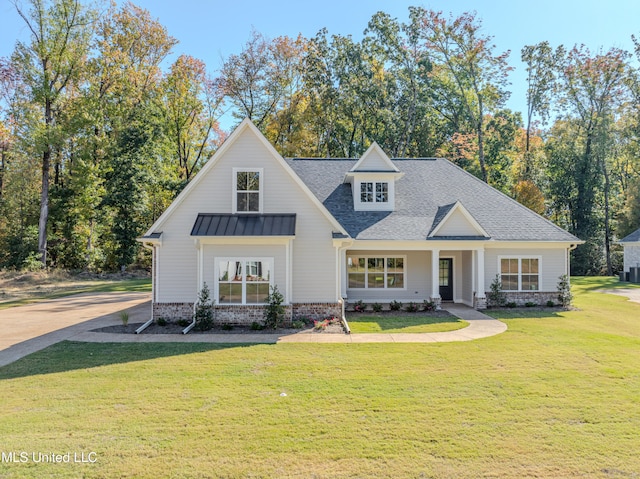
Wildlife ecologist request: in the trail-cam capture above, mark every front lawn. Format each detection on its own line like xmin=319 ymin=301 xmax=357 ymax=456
xmin=0 ymin=277 xmax=638 ymax=478
xmin=347 ymin=313 xmax=467 ymax=333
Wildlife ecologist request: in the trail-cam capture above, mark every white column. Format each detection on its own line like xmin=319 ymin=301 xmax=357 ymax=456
xmin=431 ymin=249 xmax=441 ymax=307
xmin=340 ymin=248 xmax=348 ymax=299
xmin=475 ymin=247 xmax=486 ymax=309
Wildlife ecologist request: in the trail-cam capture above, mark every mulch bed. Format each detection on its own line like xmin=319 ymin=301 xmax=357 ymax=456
xmin=93 ymin=321 xmax=346 ymax=335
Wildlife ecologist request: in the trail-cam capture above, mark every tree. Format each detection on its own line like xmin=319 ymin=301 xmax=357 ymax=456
xmin=11 ymin=0 xmax=95 ymax=267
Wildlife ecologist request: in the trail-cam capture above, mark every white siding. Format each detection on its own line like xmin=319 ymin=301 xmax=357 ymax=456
xmin=623 ymin=244 xmax=640 ymax=272
xmin=156 ymin=128 xmax=337 ymax=303
xmin=346 ymin=250 xmax=431 ymax=302
xmin=355 ymin=149 xmax=390 ymax=171
xmin=484 ymin=247 xmax=567 ymax=293
xmin=461 ymin=250 xmax=473 ymax=305
xmin=435 ymin=209 xmax=480 ymax=236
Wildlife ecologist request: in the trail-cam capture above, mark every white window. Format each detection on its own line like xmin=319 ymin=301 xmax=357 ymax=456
xmin=217 ymin=258 xmax=272 ymax=304
xmin=360 ymin=182 xmax=388 ymax=203
xmin=499 ymin=257 xmax=540 ymax=291
xmin=347 ymin=256 xmax=404 ymax=289
xmin=233 ymin=168 xmax=262 ymax=213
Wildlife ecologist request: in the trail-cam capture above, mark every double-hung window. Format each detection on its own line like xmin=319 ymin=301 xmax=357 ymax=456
xmin=360 ymin=182 xmax=388 ymax=203
xmin=347 ymin=256 xmax=404 ymax=289
xmin=500 ymin=257 xmax=540 ymax=291
xmin=234 ymin=169 xmax=262 ymax=213
xmin=217 ymin=258 xmax=272 ymax=304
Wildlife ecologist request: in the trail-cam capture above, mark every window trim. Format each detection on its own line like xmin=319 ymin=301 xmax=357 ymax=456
xmin=347 ymin=255 xmax=407 ymax=290
xmin=232 ymin=168 xmax=263 ymax=214
xmin=215 ymin=257 xmax=273 ymax=305
xmin=359 ymin=181 xmax=389 ymax=204
xmin=497 ymin=255 xmax=542 ymax=292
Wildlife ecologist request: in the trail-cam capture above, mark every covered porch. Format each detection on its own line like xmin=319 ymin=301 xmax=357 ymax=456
xmin=337 ymin=243 xmax=488 ymax=310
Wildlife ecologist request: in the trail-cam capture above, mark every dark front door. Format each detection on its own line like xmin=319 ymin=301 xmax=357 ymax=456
xmin=439 ymin=258 xmax=453 ymax=301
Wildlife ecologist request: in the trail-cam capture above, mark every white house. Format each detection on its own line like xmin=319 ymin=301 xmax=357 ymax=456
xmin=138 ymin=119 xmax=582 ymax=323
xmin=619 ymin=227 xmax=640 ymax=282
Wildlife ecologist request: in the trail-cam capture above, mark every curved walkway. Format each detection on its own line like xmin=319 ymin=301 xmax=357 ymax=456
xmin=0 ymin=292 xmax=506 ymax=367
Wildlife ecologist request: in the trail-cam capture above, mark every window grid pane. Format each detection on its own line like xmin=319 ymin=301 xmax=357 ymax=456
xmin=375 ymin=182 xmax=388 ymax=202
xmin=360 ymin=182 xmax=373 ymax=202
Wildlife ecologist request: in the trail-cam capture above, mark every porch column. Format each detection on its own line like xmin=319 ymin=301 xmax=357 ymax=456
xmin=475 ymin=248 xmax=487 ymax=309
xmin=431 ymin=249 xmax=441 ymax=309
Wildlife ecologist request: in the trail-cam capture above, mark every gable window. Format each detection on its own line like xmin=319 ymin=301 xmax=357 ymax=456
xmin=217 ymin=258 xmax=272 ymax=304
xmin=234 ymin=169 xmax=262 ymax=213
xmin=360 ymin=182 xmax=388 ymax=203
xmin=500 ymin=257 xmax=540 ymax=291
xmin=347 ymin=256 xmax=404 ymax=289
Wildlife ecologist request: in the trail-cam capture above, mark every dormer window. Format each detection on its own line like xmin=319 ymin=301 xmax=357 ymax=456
xmin=361 ymin=182 xmax=388 ymax=203
xmin=233 ymin=168 xmax=263 ymax=213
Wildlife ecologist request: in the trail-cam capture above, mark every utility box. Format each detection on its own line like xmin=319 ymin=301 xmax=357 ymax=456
xmin=630 ymin=267 xmax=640 ymax=283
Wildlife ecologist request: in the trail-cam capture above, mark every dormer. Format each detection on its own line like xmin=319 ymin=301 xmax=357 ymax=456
xmin=344 ymin=143 xmax=403 ymax=211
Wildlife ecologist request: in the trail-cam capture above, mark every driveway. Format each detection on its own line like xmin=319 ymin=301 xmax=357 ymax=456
xmin=0 ymin=292 xmax=151 ymax=367
xmin=599 ymin=287 xmax=640 ymax=304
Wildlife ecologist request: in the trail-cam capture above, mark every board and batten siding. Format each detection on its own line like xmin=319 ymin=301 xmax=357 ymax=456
xmin=484 ymin=246 xmax=567 ymax=292
xmin=155 ymin=126 xmax=337 ymax=304
xmin=433 ymin=209 xmax=480 ymax=236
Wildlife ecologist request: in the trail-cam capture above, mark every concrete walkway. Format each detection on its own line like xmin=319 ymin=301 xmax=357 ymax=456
xmin=0 ymin=293 xmax=506 ymax=367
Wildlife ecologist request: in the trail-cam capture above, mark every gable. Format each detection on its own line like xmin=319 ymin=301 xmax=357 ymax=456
xmin=141 ymin=119 xmax=347 ymax=238
xmin=350 ymin=142 xmax=399 ymax=172
xmin=429 ymin=202 xmax=489 ymax=238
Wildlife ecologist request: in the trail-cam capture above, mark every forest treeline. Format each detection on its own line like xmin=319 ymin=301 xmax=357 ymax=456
xmin=0 ymin=0 xmax=639 ymax=275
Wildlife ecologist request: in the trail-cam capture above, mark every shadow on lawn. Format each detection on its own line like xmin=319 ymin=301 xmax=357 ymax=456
xmin=571 ymin=275 xmax=640 ymax=292
xmin=0 ymin=341 xmax=260 ymax=380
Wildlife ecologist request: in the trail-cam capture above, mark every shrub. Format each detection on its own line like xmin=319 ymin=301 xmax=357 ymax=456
xmin=263 ymin=285 xmax=285 ymax=329
xmin=405 ymin=302 xmax=418 ymax=312
xmin=251 ymin=321 xmax=265 ymax=331
xmin=353 ymin=300 xmax=367 ymax=312
xmin=156 ymin=317 xmax=167 ymax=326
xmin=372 ymin=302 xmax=383 ymax=313
xmin=488 ymin=274 xmax=506 ymax=307
xmin=506 ymin=302 xmax=517 ymax=308
xmin=119 ymin=311 xmax=129 ymax=326
xmin=292 ymin=320 xmax=306 ymax=329
xmin=422 ymin=300 xmax=435 ymax=312
xmin=546 ymin=300 xmax=556 ymax=307
xmin=194 ymin=283 xmax=214 ymax=331
xmin=221 ymin=324 xmax=233 ymax=331
xmin=525 ymin=301 xmax=537 ymax=307
xmin=177 ymin=319 xmax=190 ymax=327
xmin=557 ymin=274 xmax=573 ymax=308
xmin=390 ymin=300 xmax=403 ymax=311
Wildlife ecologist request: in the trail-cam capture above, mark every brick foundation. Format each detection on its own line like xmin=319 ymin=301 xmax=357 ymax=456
xmin=487 ymin=291 xmax=557 ymax=307
xmin=151 ymin=302 xmax=342 ymax=326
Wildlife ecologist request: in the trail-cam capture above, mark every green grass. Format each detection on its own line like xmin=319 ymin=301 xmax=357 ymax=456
xmin=347 ymin=313 xmax=468 ymax=333
xmin=0 ymin=277 xmax=639 ymax=478
xmin=0 ymin=278 xmax=151 ymax=310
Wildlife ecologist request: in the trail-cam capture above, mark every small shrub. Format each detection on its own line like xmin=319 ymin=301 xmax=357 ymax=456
xmin=119 ymin=311 xmax=129 ymax=326
xmin=292 ymin=320 xmax=306 ymax=329
xmin=405 ymin=302 xmax=418 ymax=313
xmin=422 ymin=300 xmax=435 ymax=312
xmin=194 ymin=283 xmax=214 ymax=331
xmin=389 ymin=300 xmax=403 ymax=311
xmin=264 ymin=285 xmax=286 ymax=329
xmin=557 ymin=274 xmax=573 ymax=308
xmin=177 ymin=319 xmax=190 ymax=327
xmin=372 ymin=302 xmax=383 ymax=313
xmin=221 ymin=324 xmax=233 ymax=331
xmin=546 ymin=300 xmax=556 ymax=307
xmin=22 ymin=252 xmax=43 ymax=272
xmin=506 ymin=301 xmax=517 ymax=308
xmin=313 ymin=319 xmax=329 ymax=330
xmin=251 ymin=321 xmax=265 ymax=330
xmin=156 ymin=317 xmax=167 ymax=326
xmin=353 ymin=300 xmax=367 ymax=312
xmin=488 ymin=274 xmax=506 ymax=307
xmin=525 ymin=301 xmax=537 ymax=307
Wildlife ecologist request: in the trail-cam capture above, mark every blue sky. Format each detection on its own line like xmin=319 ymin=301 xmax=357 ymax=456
xmin=2 ymin=0 xmax=640 ymax=129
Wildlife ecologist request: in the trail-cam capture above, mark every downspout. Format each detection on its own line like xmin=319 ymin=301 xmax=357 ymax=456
xmin=567 ymin=243 xmax=578 ymax=286
xmin=136 ymin=242 xmax=156 ymax=334
xmin=182 ymin=239 xmax=202 ymax=334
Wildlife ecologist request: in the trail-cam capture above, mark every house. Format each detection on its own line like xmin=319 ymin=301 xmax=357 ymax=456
xmin=619 ymin=227 xmax=640 ymax=283
xmin=138 ymin=119 xmax=582 ymax=324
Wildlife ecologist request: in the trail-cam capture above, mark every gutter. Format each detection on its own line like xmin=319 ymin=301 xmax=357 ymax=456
xmin=340 ymin=298 xmax=351 ymax=334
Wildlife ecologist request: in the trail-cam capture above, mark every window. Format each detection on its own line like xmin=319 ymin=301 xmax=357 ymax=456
xmin=360 ymin=182 xmax=388 ymax=203
xmin=234 ymin=169 xmax=261 ymax=213
xmin=217 ymin=258 xmax=272 ymax=304
xmin=347 ymin=256 xmax=404 ymax=289
xmin=500 ymin=257 xmax=539 ymax=291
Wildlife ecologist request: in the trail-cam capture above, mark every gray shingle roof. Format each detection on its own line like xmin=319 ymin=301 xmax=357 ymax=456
xmin=191 ymin=214 xmax=296 ymax=236
xmin=285 ymin=158 xmax=580 ymax=242
xmin=620 ymin=227 xmax=640 ymax=243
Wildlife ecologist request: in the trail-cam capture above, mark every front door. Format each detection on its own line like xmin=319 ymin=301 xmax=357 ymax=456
xmin=439 ymin=258 xmax=453 ymax=301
